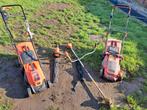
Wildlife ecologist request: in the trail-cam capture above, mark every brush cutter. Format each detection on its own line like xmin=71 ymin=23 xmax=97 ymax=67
xmin=100 ymin=4 xmax=131 ymax=81
xmin=0 ymin=4 xmax=50 ymax=97
xmin=65 ymin=43 xmax=112 ymax=106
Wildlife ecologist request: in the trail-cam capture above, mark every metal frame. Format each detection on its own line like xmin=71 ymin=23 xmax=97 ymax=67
xmin=106 ymin=4 xmax=131 ymax=54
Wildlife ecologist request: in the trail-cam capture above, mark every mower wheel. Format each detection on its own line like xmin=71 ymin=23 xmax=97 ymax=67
xmin=41 ymin=81 xmax=47 ymax=90
xmin=27 ymin=87 xmax=32 ymax=97
xmin=100 ymin=54 xmax=104 ymax=61
xmin=100 ymin=69 xmax=104 ymax=78
xmin=46 ymin=80 xmax=51 ymax=88
xmin=15 ymin=60 xmax=20 ymax=67
xmin=118 ymin=76 xmax=122 ymax=81
xmin=118 ymin=71 xmax=123 ymax=81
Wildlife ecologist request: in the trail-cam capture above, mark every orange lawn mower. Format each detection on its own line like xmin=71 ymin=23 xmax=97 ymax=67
xmin=0 ymin=4 xmax=50 ymax=97
xmin=100 ymin=4 xmax=131 ymax=81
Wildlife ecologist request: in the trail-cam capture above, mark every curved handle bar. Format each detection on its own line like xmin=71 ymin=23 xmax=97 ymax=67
xmin=113 ymin=4 xmax=130 ymax=9
xmin=0 ymin=4 xmax=27 ymax=21
xmin=112 ymin=4 xmax=131 ymax=14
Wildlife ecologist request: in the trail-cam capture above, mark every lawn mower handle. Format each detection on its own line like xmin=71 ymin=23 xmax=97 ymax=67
xmin=0 ymin=4 xmax=27 ymax=45
xmin=106 ymin=4 xmax=131 ymax=54
xmin=0 ymin=4 xmax=27 ymax=20
xmin=112 ymin=4 xmax=131 ymax=15
xmin=0 ymin=4 xmax=33 ymax=40
xmin=0 ymin=4 xmax=38 ymax=60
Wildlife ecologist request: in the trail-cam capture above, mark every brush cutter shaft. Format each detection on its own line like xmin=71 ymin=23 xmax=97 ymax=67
xmin=70 ymin=48 xmax=106 ymax=98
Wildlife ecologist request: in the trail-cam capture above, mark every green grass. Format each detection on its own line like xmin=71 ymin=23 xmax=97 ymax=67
xmin=46 ymin=105 xmax=59 ymax=110
xmin=0 ymin=0 xmax=147 ymax=110
xmin=0 ymin=0 xmax=147 ymax=73
xmin=0 ymin=100 xmax=12 ymax=110
xmin=0 ymin=104 xmax=11 ymax=110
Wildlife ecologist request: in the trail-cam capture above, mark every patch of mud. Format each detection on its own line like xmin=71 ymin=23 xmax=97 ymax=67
xmin=119 ymin=77 xmax=144 ymax=95
xmin=0 ymin=49 xmax=127 ymax=110
xmin=46 ymin=3 xmax=71 ymax=11
xmin=34 ymin=3 xmax=71 ymax=18
xmin=43 ymin=19 xmax=59 ymax=26
xmin=0 ymin=45 xmax=14 ymax=54
xmin=0 ymin=45 xmax=127 ymax=110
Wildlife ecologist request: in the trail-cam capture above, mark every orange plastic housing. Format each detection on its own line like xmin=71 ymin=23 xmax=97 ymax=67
xmin=16 ymin=42 xmax=46 ymax=87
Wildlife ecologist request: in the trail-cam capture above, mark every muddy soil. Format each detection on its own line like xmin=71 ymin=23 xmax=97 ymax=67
xmin=0 ymin=45 xmax=127 ymax=110
xmin=119 ymin=77 xmax=144 ymax=95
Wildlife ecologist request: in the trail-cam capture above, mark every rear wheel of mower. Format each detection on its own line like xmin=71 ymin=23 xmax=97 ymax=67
xmin=118 ymin=76 xmax=122 ymax=81
xmin=15 ymin=60 xmax=20 ymax=67
xmin=118 ymin=71 xmax=123 ymax=81
xmin=27 ymin=87 xmax=32 ymax=97
xmin=46 ymin=80 xmax=51 ymax=88
xmin=41 ymin=81 xmax=47 ymax=90
xmin=100 ymin=69 xmax=104 ymax=78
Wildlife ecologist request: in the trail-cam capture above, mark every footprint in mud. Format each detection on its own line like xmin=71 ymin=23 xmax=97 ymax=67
xmin=49 ymin=94 xmax=57 ymax=102
xmin=41 ymin=99 xmax=46 ymax=102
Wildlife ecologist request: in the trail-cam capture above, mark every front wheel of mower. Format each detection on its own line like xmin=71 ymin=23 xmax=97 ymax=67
xmin=42 ymin=81 xmax=47 ymax=89
xmin=27 ymin=87 xmax=32 ymax=97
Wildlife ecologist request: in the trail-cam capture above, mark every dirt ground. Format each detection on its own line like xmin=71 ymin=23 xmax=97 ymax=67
xmin=0 ymin=45 xmax=144 ymax=110
xmin=0 ymin=45 xmax=128 ymax=110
